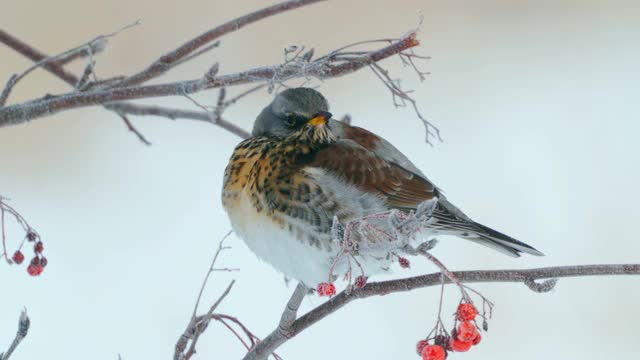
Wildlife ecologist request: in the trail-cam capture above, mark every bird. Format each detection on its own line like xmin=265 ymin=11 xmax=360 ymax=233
xmin=222 ymin=87 xmax=543 ymax=287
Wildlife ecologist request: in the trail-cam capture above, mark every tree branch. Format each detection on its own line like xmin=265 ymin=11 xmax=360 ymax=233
xmin=0 ymin=29 xmax=78 ymax=85
xmin=243 ymin=264 xmax=640 ymax=360
xmin=0 ymin=33 xmax=420 ymax=127
xmin=105 ymin=102 xmax=251 ymax=139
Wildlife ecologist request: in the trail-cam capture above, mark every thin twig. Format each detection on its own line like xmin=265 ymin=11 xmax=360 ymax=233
xmin=0 ymin=197 xmax=39 ymax=263
xmin=105 ymin=102 xmax=251 ymax=139
xmin=192 ymin=231 xmax=233 ymax=317
xmin=175 ymin=231 xmax=243 ymax=360
xmin=0 ymin=20 xmax=139 ymax=106
xmin=113 ymin=0 xmax=326 ymax=88
xmin=118 ymin=114 xmax=151 ymax=145
xmin=243 ymin=264 xmax=640 ymax=360
xmin=183 ymin=280 xmax=235 ymax=360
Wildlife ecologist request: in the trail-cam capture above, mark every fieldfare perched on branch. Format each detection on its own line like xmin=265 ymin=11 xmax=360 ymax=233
xmin=222 ymin=88 xmax=543 ymax=286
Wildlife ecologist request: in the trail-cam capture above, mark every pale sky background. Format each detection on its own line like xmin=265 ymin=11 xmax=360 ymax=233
xmin=1 ymin=1 xmax=639 ymax=359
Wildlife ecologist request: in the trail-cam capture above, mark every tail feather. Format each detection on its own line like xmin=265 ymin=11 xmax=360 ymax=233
xmin=472 ymin=222 xmax=545 ymax=257
xmin=431 ymin=200 xmax=545 ymax=257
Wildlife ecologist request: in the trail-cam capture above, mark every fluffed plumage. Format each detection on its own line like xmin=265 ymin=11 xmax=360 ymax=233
xmin=222 ymin=88 xmax=543 ymax=286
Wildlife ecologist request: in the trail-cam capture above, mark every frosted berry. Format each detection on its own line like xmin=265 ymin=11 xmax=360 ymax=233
xmin=457 ymin=321 xmax=478 ymax=342
xmin=12 ymin=250 xmax=25 ymax=264
xmin=398 ymin=256 xmax=411 ymax=268
xmin=354 ymin=275 xmax=367 ymax=289
xmin=449 ymin=339 xmax=472 ymax=352
xmin=27 ymin=263 xmax=43 ymax=276
xmin=456 ymin=303 xmax=478 ymax=321
xmin=416 ymin=339 xmax=429 ymax=355
xmin=422 ymin=344 xmax=446 ymax=360
xmin=34 ymin=241 xmax=44 ymax=253
xmin=316 ymin=282 xmax=336 ymax=297
xmin=472 ymin=333 xmax=482 ymax=346
xmin=40 ymin=256 xmax=48 ymax=268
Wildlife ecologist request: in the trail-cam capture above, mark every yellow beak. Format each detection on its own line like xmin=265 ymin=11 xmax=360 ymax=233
xmin=308 ymin=111 xmax=332 ymax=127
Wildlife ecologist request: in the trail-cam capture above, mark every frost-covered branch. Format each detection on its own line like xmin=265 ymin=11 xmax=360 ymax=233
xmin=0 ymin=0 xmax=430 ymax=144
xmin=0 ymin=309 xmax=30 ymax=360
xmin=244 ymin=264 xmax=640 ymax=360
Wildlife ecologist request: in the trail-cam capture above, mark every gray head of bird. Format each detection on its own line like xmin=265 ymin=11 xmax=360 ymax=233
xmin=252 ymin=88 xmax=334 ymax=142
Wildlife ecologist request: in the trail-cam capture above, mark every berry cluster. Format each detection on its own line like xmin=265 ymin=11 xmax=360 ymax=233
xmin=10 ymin=231 xmax=47 ymax=277
xmin=316 ymin=282 xmax=336 ymax=297
xmin=416 ymin=302 xmax=483 ymax=360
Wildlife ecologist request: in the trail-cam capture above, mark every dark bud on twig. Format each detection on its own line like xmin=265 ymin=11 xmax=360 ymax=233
xmin=284 ymin=45 xmax=298 ymax=55
xmin=18 ymin=309 xmax=30 ymax=338
xmin=418 ymin=239 xmax=439 ymax=252
xmin=204 ymin=63 xmax=219 ymax=82
xmin=301 ymin=48 xmax=314 ymax=62
xmin=26 ymin=231 xmax=37 ymax=242
xmin=75 ymin=60 xmax=96 ymax=90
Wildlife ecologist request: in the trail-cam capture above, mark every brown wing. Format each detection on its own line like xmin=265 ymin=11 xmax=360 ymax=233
xmin=330 ymin=120 xmax=428 ymax=178
xmin=306 ymin=140 xmax=438 ymax=210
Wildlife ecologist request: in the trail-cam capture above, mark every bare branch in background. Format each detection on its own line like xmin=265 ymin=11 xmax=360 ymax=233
xmin=0 ymin=309 xmax=30 ymax=360
xmin=105 ymin=102 xmax=252 ymax=139
xmin=0 ymin=0 xmax=436 ymax=144
xmin=0 ymin=20 xmax=138 ymax=106
xmin=113 ymin=0 xmax=326 ymax=88
xmin=0 ymin=32 xmax=423 ymax=128
xmin=174 ymin=232 xmax=275 ymax=360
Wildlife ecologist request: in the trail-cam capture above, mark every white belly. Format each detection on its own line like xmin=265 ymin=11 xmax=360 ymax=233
xmin=227 ymin=190 xmax=339 ymax=286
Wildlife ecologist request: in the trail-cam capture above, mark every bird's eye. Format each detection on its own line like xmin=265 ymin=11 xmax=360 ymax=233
xmin=283 ymin=113 xmax=296 ymax=127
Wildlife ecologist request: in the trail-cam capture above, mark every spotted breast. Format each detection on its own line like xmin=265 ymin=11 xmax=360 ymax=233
xmin=222 ymin=128 xmax=393 ymax=286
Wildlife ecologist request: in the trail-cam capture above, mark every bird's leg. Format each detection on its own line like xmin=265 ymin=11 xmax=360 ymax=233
xmin=403 ymin=243 xmax=471 ymax=302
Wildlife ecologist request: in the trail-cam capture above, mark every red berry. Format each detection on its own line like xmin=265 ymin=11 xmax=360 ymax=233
xmin=422 ymin=345 xmax=446 ymax=360
xmin=456 ymin=303 xmax=478 ymax=321
xmin=416 ymin=339 xmax=429 ymax=355
xmin=457 ymin=321 xmax=478 ymax=342
xmin=398 ymin=256 xmax=411 ymax=268
xmin=354 ymin=275 xmax=367 ymax=289
xmin=316 ymin=282 xmax=336 ymax=297
xmin=450 ymin=339 xmax=472 ymax=352
xmin=27 ymin=264 xmax=43 ymax=276
xmin=472 ymin=333 xmax=482 ymax=346
xmin=12 ymin=251 xmax=25 ymax=264
xmin=34 ymin=241 xmax=44 ymax=253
